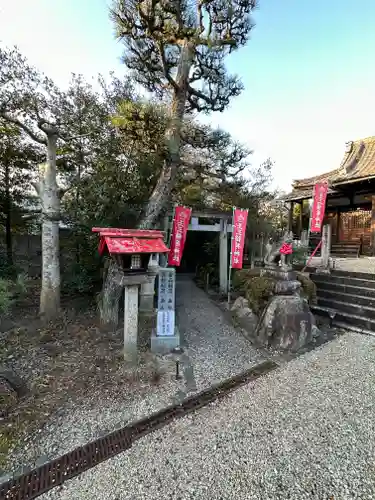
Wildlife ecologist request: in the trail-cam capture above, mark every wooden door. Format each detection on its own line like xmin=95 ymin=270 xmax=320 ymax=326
xmin=339 ymin=209 xmax=371 ymax=243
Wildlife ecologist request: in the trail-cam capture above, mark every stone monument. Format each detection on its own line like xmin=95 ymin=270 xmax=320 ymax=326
xmin=151 ymin=267 xmax=180 ymax=354
xmin=257 ymin=232 xmax=318 ymax=351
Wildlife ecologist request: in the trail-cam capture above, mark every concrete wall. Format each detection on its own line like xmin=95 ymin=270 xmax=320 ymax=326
xmin=0 ymin=231 xmax=73 ymax=277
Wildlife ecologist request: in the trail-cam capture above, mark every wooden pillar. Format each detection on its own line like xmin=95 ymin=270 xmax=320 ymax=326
xmin=371 ymin=196 xmax=375 ymax=255
xmin=297 ymin=201 xmax=303 ymax=237
xmin=337 ymin=208 xmax=342 ymax=243
xmin=322 ymin=224 xmax=332 ymax=268
xmin=288 ymin=202 xmax=294 ymax=233
xmin=219 ymin=219 xmax=228 ymax=293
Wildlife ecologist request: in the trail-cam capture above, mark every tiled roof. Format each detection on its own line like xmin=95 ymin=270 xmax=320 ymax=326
xmin=283 ymin=136 xmax=375 ymax=201
xmin=283 ymin=187 xmax=338 ymax=202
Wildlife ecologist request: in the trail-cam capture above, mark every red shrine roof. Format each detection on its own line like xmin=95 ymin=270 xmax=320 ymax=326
xmin=92 ymin=228 xmax=169 ymax=255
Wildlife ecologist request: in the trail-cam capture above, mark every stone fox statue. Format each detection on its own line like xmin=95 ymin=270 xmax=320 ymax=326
xmin=264 ymin=232 xmax=293 ymax=268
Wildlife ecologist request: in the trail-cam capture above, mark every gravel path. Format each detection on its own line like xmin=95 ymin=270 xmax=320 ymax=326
xmin=176 ymin=276 xmax=264 ymax=393
xmin=4 ymin=277 xmax=260 ymax=476
xmin=41 ymin=332 xmax=375 ymax=500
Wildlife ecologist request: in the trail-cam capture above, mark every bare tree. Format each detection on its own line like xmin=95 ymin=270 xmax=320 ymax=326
xmin=111 ymin=0 xmax=257 ymax=227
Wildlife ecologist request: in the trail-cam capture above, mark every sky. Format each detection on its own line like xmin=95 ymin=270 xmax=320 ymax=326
xmin=1 ymin=0 xmax=375 ymax=192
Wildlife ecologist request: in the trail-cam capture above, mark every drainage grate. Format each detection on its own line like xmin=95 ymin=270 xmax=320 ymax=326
xmin=1 ymin=428 xmax=133 ymax=500
xmin=0 ymin=360 xmax=277 ymax=500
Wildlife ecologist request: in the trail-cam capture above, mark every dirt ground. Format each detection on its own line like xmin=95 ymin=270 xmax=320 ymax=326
xmin=0 ymin=281 xmax=166 ymax=473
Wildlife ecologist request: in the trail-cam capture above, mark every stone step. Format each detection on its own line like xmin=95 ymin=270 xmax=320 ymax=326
xmin=317 ymin=297 xmax=375 ymax=320
xmin=311 ymin=305 xmax=375 ymax=332
xmin=318 ymin=288 xmax=375 ymax=308
xmin=331 ymin=247 xmax=359 ymax=254
xmin=331 ymin=243 xmax=360 ymax=249
xmin=311 ymin=273 xmax=375 ymax=289
xmin=313 ymin=280 xmax=375 ymax=298
xmin=329 ymin=321 xmax=375 ymax=337
xmin=331 ymin=270 xmax=375 ymax=280
xmin=333 ymin=243 xmax=359 ymax=246
xmin=331 ymin=253 xmax=360 ymax=258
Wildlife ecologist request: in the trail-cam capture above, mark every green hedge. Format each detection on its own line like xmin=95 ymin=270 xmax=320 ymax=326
xmin=232 ymin=268 xmax=317 ymax=314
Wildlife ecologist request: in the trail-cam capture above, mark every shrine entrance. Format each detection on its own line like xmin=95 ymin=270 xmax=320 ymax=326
xmin=173 ymin=230 xmax=216 ymax=273
xmin=165 ymin=210 xmax=233 ymax=293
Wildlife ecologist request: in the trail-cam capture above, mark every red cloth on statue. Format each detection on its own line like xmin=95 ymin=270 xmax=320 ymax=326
xmin=279 ymin=242 xmax=293 ymax=255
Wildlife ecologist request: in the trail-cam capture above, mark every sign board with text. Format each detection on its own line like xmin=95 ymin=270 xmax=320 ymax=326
xmin=157 ymin=268 xmax=176 ymax=336
xmin=310 ymin=182 xmax=328 ymax=233
xmin=168 ymin=206 xmax=192 ymax=266
xmin=230 ymin=208 xmax=248 ymax=269
xmin=157 ymin=310 xmax=175 ymax=337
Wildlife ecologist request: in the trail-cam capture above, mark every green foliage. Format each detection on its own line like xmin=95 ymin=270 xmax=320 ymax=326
xmin=0 ymin=278 xmax=13 ymax=315
xmin=232 ymin=267 xmax=317 ymax=314
xmin=0 ymin=253 xmax=28 ymax=313
xmin=0 ymin=121 xmax=39 ymax=259
xmin=62 ymin=264 xmax=98 ymax=295
xmin=232 ymin=268 xmax=261 ymax=292
xmin=111 ymin=0 xmax=257 ymax=113
xmin=111 ymin=0 xmax=258 ymax=226
xmin=112 ymin=99 xmax=265 ymax=215
xmin=232 ymin=268 xmax=276 ymax=314
xmin=195 ymin=263 xmax=219 ymax=289
xmin=0 ymin=252 xmax=18 ymax=279
xmin=0 ymin=44 xmax=279 ymax=306
xmin=60 ymin=231 xmax=103 ymax=296
xmin=292 ymin=244 xmax=308 ymax=265
xmin=14 ymin=273 xmax=27 ymax=296
xmin=296 ymin=272 xmax=317 ymax=304
xmin=245 ymin=275 xmax=276 ymax=314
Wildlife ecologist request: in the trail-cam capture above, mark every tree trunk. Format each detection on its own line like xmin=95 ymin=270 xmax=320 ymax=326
xmin=4 ymin=160 xmax=13 ymax=267
xmin=138 ymin=41 xmax=194 ymax=229
xmin=39 ymin=132 xmax=60 ymax=320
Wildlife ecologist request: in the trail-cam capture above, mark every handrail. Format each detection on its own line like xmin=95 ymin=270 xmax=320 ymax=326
xmin=302 ymin=239 xmax=322 ymax=272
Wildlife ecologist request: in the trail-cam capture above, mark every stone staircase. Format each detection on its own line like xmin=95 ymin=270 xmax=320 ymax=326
xmin=331 ymin=242 xmax=361 ymax=258
xmin=308 ymin=240 xmax=360 ymax=258
xmin=310 ymin=270 xmax=375 ymax=335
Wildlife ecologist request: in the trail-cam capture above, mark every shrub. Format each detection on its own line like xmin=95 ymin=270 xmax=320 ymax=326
xmin=14 ymin=273 xmax=28 ymax=296
xmin=292 ymin=244 xmax=309 ymax=266
xmin=296 ymin=271 xmax=317 ymax=304
xmin=0 ymin=251 xmax=19 ymax=280
xmin=0 ymin=279 xmax=13 ymax=315
xmin=244 ymin=275 xmax=276 ymax=314
xmin=62 ymin=263 xmax=100 ymax=295
xmin=233 ymin=267 xmax=317 ymax=313
xmin=232 ymin=268 xmax=261 ymax=293
xmin=195 ymin=262 xmax=218 ymax=289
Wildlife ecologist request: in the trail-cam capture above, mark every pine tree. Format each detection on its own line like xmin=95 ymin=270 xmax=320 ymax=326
xmin=111 ymin=0 xmax=257 ymax=227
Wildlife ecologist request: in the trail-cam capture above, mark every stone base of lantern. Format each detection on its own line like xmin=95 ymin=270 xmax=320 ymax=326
xmin=151 ymin=328 xmax=181 ymax=355
xmin=140 ymin=267 xmax=158 ymax=313
xmin=139 ymin=278 xmax=156 ymax=312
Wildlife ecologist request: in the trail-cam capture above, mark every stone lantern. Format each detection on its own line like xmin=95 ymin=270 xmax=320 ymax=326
xmin=92 ymin=227 xmax=169 ymax=361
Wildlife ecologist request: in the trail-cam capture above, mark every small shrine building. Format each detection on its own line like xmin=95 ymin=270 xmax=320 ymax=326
xmin=284 ymin=136 xmax=375 ymax=256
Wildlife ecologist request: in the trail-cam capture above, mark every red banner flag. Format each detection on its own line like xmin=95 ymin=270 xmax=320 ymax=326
xmin=231 ymin=208 xmax=248 ymax=269
xmin=168 ymin=206 xmax=192 ymax=266
xmin=310 ymin=182 xmax=328 ymax=233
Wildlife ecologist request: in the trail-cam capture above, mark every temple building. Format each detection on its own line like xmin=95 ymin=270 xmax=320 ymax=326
xmin=284 ymin=136 xmax=375 ymax=257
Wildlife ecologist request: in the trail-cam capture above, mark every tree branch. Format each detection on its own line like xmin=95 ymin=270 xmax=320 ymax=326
xmin=0 ymin=111 xmax=47 ymax=145
xmin=157 ymin=41 xmax=179 ymax=90
xmin=58 ymin=171 xmax=83 ymax=199
xmin=60 ymin=131 xmax=94 ymax=143
xmin=32 ymin=181 xmax=41 ymax=196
